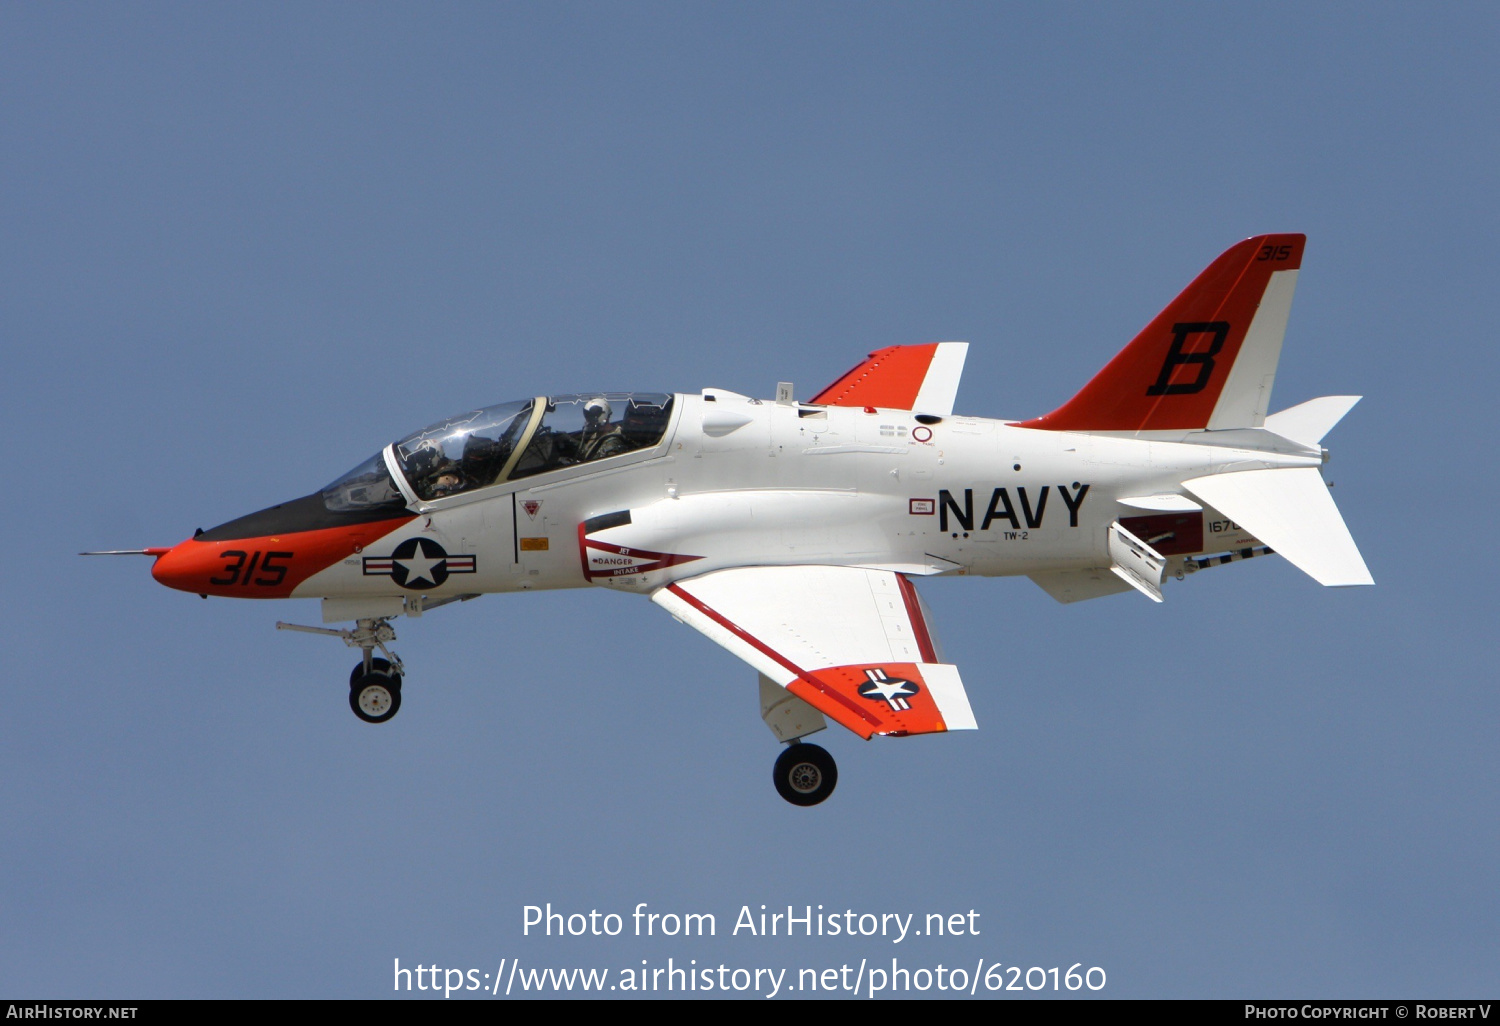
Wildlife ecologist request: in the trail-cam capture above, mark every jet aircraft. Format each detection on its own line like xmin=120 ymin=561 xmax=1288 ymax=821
xmin=91 ymin=234 xmax=1372 ymax=805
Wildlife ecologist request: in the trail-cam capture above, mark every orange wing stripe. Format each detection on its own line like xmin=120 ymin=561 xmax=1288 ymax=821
xmin=788 ymin=663 xmax=948 ymax=738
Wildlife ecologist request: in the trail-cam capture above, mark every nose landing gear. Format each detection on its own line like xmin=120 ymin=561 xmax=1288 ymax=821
xmin=276 ymin=617 xmax=406 ymax=724
xmin=350 ymin=656 xmax=403 ymax=724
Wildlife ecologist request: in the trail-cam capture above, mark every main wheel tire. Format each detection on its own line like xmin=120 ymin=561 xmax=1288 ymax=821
xmin=773 ymin=743 xmax=837 ymax=806
xmin=350 ymin=673 xmax=402 ymax=724
xmin=350 ymin=658 xmax=401 ymax=689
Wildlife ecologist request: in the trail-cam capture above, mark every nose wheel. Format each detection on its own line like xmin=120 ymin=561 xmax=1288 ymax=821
xmin=276 ymin=617 xmax=407 ymax=724
xmin=350 ymin=665 xmax=402 ymax=723
xmin=349 ymin=656 xmax=403 ymax=724
xmin=773 ymin=743 xmax=837 ymax=806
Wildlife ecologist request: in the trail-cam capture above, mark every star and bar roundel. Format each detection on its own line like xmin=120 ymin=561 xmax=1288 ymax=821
xmin=362 ymin=537 xmax=476 ymax=590
xmin=857 ymin=667 xmax=921 ymax=711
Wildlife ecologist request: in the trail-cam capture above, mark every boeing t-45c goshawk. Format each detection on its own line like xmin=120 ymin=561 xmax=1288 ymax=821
xmin=90 ymin=234 xmax=1372 ymax=805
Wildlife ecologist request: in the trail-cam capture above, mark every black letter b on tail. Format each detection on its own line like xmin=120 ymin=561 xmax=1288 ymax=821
xmin=1147 ymin=321 xmax=1229 ymax=396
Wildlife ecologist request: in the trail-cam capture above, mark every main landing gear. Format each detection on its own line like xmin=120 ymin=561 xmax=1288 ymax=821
xmin=276 ymin=616 xmax=406 ymax=725
xmin=773 ymin=743 xmax=837 ymax=806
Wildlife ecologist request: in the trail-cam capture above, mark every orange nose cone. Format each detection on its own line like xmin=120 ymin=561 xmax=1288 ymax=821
xmin=151 ymin=539 xmax=220 ymax=594
xmin=148 ymin=515 xmax=415 ymax=599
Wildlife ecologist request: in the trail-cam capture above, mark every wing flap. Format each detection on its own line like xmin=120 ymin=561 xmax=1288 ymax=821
xmin=653 ymin=565 xmax=974 ymax=738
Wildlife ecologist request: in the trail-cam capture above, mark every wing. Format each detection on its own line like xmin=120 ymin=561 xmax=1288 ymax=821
xmin=652 ymin=565 xmax=976 ymax=739
xmin=808 ymin=342 xmax=968 ymax=415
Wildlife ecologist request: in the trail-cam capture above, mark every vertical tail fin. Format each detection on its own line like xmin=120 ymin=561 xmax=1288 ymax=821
xmin=1019 ymin=234 xmax=1304 ymax=432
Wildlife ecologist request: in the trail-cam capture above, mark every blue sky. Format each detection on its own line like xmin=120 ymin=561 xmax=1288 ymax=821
xmin=3 ymin=2 xmax=1496 ymax=998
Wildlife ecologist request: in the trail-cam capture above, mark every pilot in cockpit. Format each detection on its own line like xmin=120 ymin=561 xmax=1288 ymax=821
xmin=403 ymin=439 xmax=468 ymax=498
xmin=430 ymin=468 xmax=466 ymax=497
xmin=578 ymin=396 xmax=628 ymax=462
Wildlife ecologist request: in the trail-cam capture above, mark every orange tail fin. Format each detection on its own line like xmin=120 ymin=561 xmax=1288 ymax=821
xmin=1019 ymin=234 xmax=1304 ymax=432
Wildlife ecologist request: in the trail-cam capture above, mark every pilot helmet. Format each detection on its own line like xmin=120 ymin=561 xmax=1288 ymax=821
xmin=583 ymin=396 xmax=612 ymax=426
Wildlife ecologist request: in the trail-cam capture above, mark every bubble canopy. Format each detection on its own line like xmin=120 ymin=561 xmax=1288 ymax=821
xmin=394 ymin=398 xmax=535 ymax=501
xmin=321 ymin=393 xmax=675 ymax=511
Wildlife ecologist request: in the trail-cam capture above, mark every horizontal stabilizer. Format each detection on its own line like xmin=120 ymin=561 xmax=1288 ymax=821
xmin=1263 ymin=396 xmax=1361 ymax=447
xmin=1183 ymin=468 xmax=1373 ymax=586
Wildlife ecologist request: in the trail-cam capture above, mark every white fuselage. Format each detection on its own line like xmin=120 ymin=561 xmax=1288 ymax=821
xmin=293 ymin=390 xmax=1321 ymax=605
